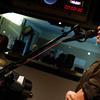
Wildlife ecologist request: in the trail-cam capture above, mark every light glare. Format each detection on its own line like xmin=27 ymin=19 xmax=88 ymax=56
xmin=2 ymin=13 xmax=24 ymax=25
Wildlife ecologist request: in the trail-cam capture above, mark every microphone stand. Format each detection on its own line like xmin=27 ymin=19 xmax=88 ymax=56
xmin=0 ymin=24 xmax=79 ymax=78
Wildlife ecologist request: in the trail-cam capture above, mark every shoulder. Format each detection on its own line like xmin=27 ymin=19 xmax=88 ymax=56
xmin=85 ymin=60 xmax=100 ymax=73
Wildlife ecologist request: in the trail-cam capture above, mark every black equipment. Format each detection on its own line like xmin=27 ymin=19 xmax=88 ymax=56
xmin=0 ymin=71 xmax=32 ymax=100
xmin=55 ymin=53 xmax=75 ymax=70
xmin=0 ymin=34 xmax=8 ymax=52
xmin=12 ymin=40 xmax=25 ymax=55
xmin=0 ymin=24 xmax=98 ymax=100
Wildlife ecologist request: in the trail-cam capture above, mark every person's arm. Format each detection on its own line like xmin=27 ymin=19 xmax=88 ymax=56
xmin=65 ymin=89 xmax=85 ymax=100
xmin=65 ymin=68 xmax=100 ymax=100
xmin=82 ymin=69 xmax=100 ymax=100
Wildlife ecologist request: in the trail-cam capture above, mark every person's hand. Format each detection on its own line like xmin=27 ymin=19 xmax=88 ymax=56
xmin=65 ymin=91 xmax=76 ymax=100
xmin=65 ymin=89 xmax=85 ymax=100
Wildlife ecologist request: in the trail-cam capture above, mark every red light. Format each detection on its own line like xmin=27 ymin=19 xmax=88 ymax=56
xmin=64 ymin=5 xmax=71 ymax=9
xmin=77 ymin=8 xmax=83 ymax=13
xmin=70 ymin=6 xmax=77 ymax=11
xmin=64 ymin=4 xmax=84 ymax=13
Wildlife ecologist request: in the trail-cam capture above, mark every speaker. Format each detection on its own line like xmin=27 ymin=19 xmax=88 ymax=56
xmin=56 ymin=53 xmax=75 ymax=70
xmin=74 ymin=67 xmax=84 ymax=73
xmin=0 ymin=34 xmax=8 ymax=52
xmin=12 ymin=40 xmax=25 ymax=54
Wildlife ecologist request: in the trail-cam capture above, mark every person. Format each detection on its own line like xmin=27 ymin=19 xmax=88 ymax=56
xmin=97 ymin=26 xmax=100 ymax=44
xmin=65 ymin=26 xmax=100 ymax=100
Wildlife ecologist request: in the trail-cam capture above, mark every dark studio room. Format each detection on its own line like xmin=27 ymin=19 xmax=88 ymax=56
xmin=0 ymin=0 xmax=100 ymax=100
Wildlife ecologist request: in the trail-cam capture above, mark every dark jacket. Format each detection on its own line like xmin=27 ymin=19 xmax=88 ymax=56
xmin=75 ymin=61 xmax=100 ymax=100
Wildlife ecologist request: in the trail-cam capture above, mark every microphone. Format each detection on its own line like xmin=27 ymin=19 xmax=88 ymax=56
xmin=62 ymin=29 xmax=98 ymax=42
xmin=84 ymin=29 xmax=97 ymax=38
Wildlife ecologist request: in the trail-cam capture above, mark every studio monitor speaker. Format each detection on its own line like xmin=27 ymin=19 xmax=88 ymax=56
xmin=12 ymin=40 xmax=25 ymax=54
xmin=56 ymin=53 xmax=75 ymax=70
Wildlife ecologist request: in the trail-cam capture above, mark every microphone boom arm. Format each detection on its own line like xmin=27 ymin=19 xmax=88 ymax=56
xmin=0 ymin=24 xmax=97 ymax=79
